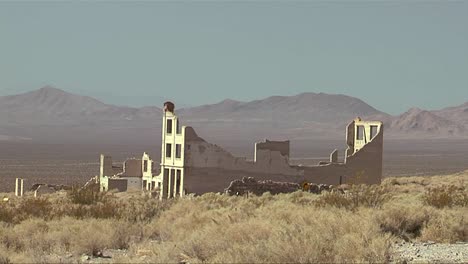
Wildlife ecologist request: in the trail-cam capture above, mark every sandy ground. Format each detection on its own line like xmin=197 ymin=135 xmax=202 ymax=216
xmin=390 ymin=241 xmax=468 ymax=263
xmin=40 ymin=241 xmax=468 ymax=263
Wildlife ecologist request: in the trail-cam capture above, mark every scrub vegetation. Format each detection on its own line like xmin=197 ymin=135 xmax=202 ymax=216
xmin=0 ymin=171 xmax=467 ymax=263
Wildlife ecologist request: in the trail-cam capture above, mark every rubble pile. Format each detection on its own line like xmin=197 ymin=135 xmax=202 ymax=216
xmin=225 ymin=177 xmax=347 ymax=196
xmin=225 ymin=177 xmax=300 ymax=196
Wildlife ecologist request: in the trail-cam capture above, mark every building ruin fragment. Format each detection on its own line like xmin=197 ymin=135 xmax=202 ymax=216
xmin=15 ymin=178 xmax=24 ymax=197
xmin=99 ymin=102 xmax=383 ymax=198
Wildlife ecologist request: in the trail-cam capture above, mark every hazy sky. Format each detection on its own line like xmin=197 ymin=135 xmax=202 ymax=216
xmin=0 ymin=1 xmax=467 ymax=115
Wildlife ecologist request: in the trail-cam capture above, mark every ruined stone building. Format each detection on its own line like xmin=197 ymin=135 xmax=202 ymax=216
xmin=99 ymin=153 xmax=159 ymax=192
xmin=99 ymin=102 xmax=383 ymax=198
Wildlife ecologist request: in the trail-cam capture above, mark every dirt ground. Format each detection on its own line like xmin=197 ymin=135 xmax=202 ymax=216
xmin=390 ymin=242 xmax=468 ymax=263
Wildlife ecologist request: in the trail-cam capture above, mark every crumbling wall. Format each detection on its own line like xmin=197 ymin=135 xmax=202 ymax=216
xmin=142 ymin=152 xmax=153 ymax=178
xmin=100 ymin=155 xmax=113 ymax=177
xmin=299 ymin=123 xmax=383 ymax=185
xmin=182 ymin=120 xmax=383 ymax=194
xmin=344 ymin=123 xmax=383 ymax=184
xmin=301 ymin=163 xmax=347 ymax=185
xmin=185 ymin=138 xmax=299 ymax=176
xmin=119 ymin=177 xmax=142 ymax=191
xmin=255 ymin=140 xmax=290 ymax=161
xmin=120 ymin=159 xmax=142 ymax=177
xmin=108 ymin=178 xmax=127 ymax=192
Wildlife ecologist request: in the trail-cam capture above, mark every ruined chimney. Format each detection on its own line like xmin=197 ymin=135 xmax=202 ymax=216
xmin=164 ymin=101 xmax=175 ymax=113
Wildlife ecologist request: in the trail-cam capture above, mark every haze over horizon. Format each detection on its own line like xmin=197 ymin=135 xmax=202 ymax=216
xmin=1 ymin=1 xmax=467 ymax=115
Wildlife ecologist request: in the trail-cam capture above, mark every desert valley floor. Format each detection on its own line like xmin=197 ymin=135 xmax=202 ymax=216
xmin=1 ymin=138 xmax=467 ymax=193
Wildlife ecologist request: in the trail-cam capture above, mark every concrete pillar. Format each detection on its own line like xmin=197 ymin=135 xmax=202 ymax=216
xmin=179 ymin=170 xmax=184 ymax=197
xmin=15 ymin=178 xmax=24 ymax=197
xmin=175 ymin=170 xmax=181 ymax=197
xmin=172 ymin=169 xmax=177 ymax=198
xmin=167 ymin=169 xmax=172 ymax=198
xmin=160 ymin=168 xmax=169 ymax=200
xmin=15 ymin=178 xmax=19 ymax=196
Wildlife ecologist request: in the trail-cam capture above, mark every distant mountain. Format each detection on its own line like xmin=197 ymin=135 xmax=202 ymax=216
xmin=432 ymin=102 xmax=468 ymax=126
xmin=180 ymin=93 xmax=385 ymax=124
xmin=0 ymin=86 xmax=161 ymax=125
xmin=177 ymin=92 xmax=390 ymax=140
xmin=0 ymin=86 xmax=162 ymax=143
xmin=388 ymin=108 xmax=466 ymax=137
xmin=0 ymin=86 xmax=466 ymax=143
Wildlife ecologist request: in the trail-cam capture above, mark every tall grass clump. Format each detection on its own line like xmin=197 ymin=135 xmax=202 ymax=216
xmin=375 ymin=204 xmax=432 ymax=241
xmin=420 ymin=209 xmax=468 ymax=243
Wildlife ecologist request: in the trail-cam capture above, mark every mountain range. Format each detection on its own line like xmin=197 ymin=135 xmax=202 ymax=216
xmin=0 ymin=86 xmax=467 ymax=143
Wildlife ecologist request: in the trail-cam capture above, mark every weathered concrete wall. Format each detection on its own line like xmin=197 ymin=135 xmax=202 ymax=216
xmin=184 ymin=139 xmax=299 ymax=176
xmin=120 ymin=177 xmax=142 ymax=191
xmin=108 ymin=178 xmax=127 ymax=192
xmin=121 ymin=159 xmax=142 ymax=177
xmin=301 ymin=163 xmax=347 ymax=185
xmin=100 ymin=155 xmax=113 ymax=177
xmin=181 ymin=118 xmax=383 ymax=194
xmin=345 ymin=123 xmax=383 ymax=184
xmin=255 ymin=140 xmax=290 ymax=161
xmin=142 ymin=152 xmax=153 ymax=178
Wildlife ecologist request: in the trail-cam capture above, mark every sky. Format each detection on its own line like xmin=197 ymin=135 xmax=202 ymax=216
xmin=0 ymin=1 xmax=467 ymax=115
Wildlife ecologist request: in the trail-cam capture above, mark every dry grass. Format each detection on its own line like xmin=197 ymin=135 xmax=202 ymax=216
xmin=420 ymin=208 xmax=468 ymax=243
xmin=375 ymin=203 xmax=433 ymax=241
xmin=314 ymin=184 xmax=391 ymax=210
xmin=139 ymin=194 xmax=392 ymax=263
xmin=0 ymin=170 xmax=467 ymax=263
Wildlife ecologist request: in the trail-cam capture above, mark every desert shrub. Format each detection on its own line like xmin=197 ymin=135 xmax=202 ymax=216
xmin=111 ymin=223 xmax=143 ymax=250
xmin=423 ymin=185 xmax=468 ymax=208
xmin=388 ymin=178 xmax=400 ymax=186
xmin=420 ymin=209 xmax=468 ymax=243
xmin=314 ymin=184 xmax=391 ymax=210
xmin=72 ymin=220 xmax=114 ymax=256
xmin=68 ymin=185 xmax=104 ymax=205
xmin=66 ymin=203 xmax=116 ymax=219
xmin=283 ymin=190 xmax=318 ymax=205
xmin=0 ymin=204 xmax=15 ymax=224
xmin=115 ymin=197 xmax=173 ymax=223
xmin=66 ymin=219 xmax=143 ymax=256
xmin=0 ymin=217 xmax=143 ymax=259
xmin=313 ymin=190 xmax=353 ymax=209
xmin=375 ymin=204 xmax=432 ymax=241
xmin=15 ymin=197 xmax=53 ymax=221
